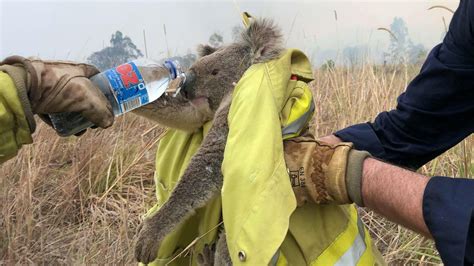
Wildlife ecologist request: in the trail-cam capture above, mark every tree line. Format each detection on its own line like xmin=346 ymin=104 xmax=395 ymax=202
xmin=88 ymin=18 xmax=429 ymax=71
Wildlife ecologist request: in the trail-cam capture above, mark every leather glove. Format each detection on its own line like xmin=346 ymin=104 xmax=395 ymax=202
xmin=0 ymin=55 xmax=114 ymax=133
xmin=283 ymin=135 xmax=370 ymax=206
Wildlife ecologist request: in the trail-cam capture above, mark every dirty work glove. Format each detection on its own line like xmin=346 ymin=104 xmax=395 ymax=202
xmin=283 ymin=135 xmax=370 ymax=206
xmin=0 ymin=55 xmax=114 ymax=133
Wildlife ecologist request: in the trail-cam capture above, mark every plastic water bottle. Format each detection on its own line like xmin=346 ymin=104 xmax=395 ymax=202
xmin=49 ymin=59 xmax=185 ymax=136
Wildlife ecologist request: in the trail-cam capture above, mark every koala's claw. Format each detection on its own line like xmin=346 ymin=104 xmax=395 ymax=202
xmin=197 ymin=243 xmax=216 ymax=266
xmin=134 ymin=221 xmax=162 ymax=264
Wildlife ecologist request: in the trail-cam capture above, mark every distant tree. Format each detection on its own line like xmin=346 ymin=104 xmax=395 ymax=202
xmin=208 ymin=32 xmax=224 ymax=48
xmin=321 ymin=59 xmax=335 ymax=71
xmin=388 ymin=17 xmax=411 ymax=66
xmin=387 ymin=17 xmax=427 ymax=66
xmin=231 ymin=25 xmax=244 ymax=41
xmin=167 ymin=53 xmax=197 ymax=70
xmin=409 ymin=43 xmax=427 ymax=65
xmin=88 ymin=31 xmax=143 ymax=70
xmin=182 ymin=53 xmax=197 ymax=68
xmin=343 ymin=45 xmax=368 ymax=67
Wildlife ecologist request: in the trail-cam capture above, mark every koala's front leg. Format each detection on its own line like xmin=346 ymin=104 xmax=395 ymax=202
xmin=135 ymin=95 xmax=232 ymax=264
xmin=197 ymin=230 xmax=232 ymax=266
xmin=214 ymin=231 xmax=232 ymax=266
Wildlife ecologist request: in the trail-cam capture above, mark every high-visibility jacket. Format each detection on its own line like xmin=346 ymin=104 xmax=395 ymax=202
xmin=145 ymin=49 xmax=384 ymax=265
xmin=0 ymin=71 xmax=33 ymax=164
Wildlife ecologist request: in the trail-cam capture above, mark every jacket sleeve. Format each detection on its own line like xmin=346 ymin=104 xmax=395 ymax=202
xmin=334 ymin=1 xmax=474 ymax=170
xmin=423 ymin=176 xmax=474 ymax=265
xmin=0 ymin=71 xmax=33 ymax=164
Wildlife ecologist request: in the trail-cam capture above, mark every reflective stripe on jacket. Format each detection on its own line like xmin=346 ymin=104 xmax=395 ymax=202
xmin=0 ymin=71 xmax=32 ymax=164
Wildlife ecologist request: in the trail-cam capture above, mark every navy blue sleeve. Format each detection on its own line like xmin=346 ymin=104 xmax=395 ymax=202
xmin=333 ymin=1 xmax=474 ymax=264
xmin=335 ymin=1 xmax=474 ymax=170
xmin=423 ymin=177 xmax=474 ymax=265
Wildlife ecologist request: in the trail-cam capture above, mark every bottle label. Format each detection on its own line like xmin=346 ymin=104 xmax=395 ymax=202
xmin=105 ymin=62 xmax=148 ymax=113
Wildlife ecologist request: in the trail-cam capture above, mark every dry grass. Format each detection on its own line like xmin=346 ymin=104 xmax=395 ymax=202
xmin=1 ymin=63 xmax=472 ymax=265
xmin=0 ymin=115 xmax=163 ymax=264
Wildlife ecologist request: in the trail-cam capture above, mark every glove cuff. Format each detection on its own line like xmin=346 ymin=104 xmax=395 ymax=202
xmin=325 ymin=143 xmax=353 ymax=204
xmin=0 ymin=64 xmax=36 ymax=133
xmin=346 ymin=149 xmax=371 ymax=207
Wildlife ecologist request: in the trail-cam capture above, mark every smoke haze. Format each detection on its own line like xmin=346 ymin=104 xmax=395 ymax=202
xmin=0 ymin=0 xmax=458 ymax=65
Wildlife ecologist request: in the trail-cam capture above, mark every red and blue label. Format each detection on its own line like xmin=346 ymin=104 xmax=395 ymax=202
xmin=105 ymin=62 xmax=148 ymax=113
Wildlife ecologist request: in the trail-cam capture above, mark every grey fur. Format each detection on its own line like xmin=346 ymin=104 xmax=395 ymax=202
xmin=197 ymin=44 xmax=218 ymax=57
xmin=197 ymin=242 xmax=216 ymax=266
xmin=214 ymin=231 xmax=232 ymax=266
xmin=196 ymin=231 xmax=231 ymax=266
xmin=133 ymin=94 xmax=214 ymax=132
xmin=133 ymin=19 xmax=284 ymax=265
xmin=239 ymin=18 xmax=284 ymax=64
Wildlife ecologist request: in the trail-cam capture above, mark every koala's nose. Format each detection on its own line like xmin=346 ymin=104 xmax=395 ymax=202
xmin=180 ymin=71 xmax=196 ymax=99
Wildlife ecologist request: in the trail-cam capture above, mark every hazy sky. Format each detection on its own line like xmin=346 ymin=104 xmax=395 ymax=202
xmin=0 ymin=0 xmax=458 ymax=65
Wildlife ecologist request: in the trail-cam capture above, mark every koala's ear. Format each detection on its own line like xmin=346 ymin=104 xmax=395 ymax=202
xmin=197 ymin=44 xmax=217 ymax=57
xmin=240 ymin=19 xmax=283 ymax=64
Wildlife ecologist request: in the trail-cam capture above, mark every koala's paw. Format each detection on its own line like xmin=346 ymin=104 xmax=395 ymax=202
xmin=197 ymin=243 xmax=216 ymax=266
xmin=134 ymin=220 xmax=162 ymax=264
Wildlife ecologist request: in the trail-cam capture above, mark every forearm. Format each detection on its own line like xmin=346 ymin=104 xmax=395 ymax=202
xmin=320 ymin=134 xmax=432 ymax=237
xmin=361 ymin=157 xmax=431 ymax=238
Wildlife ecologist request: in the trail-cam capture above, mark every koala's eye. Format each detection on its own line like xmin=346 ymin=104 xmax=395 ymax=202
xmin=211 ymin=69 xmax=219 ymax=76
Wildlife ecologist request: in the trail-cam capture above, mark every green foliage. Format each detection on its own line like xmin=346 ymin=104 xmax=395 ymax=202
xmin=88 ymin=31 xmax=143 ymax=71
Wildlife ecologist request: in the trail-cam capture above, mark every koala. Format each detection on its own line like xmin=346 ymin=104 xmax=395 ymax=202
xmin=132 ymin=19 xmax=284 ymax=265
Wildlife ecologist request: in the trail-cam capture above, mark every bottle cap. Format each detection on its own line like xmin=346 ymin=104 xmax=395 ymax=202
xmin=164 ymin=60 xmax=181 ymax=79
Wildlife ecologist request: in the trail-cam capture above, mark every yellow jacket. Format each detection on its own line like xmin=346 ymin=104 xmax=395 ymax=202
xmin=147 ymin=49 xmax=382 ymax=265
xmin=0 ymin=71 xmax=32 ymax=163
xmin=222 ymin=49 xmax=312 ymax=264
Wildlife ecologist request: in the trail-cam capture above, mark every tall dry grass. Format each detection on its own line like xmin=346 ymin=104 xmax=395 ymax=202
xmin=0 ymin=115 xmax=164 ymax=264
xmin=1 ymin=63 xmax=472 ymax=264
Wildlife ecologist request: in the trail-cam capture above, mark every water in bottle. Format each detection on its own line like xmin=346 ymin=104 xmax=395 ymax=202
xmin=49 ymin=59 xmax=185 ymax=136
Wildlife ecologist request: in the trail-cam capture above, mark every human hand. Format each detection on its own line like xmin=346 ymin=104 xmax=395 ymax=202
xmin=0 ymin=55 xmax=114 ymax=130
xmin=283 ymin=134 xmax=369 ymax=206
